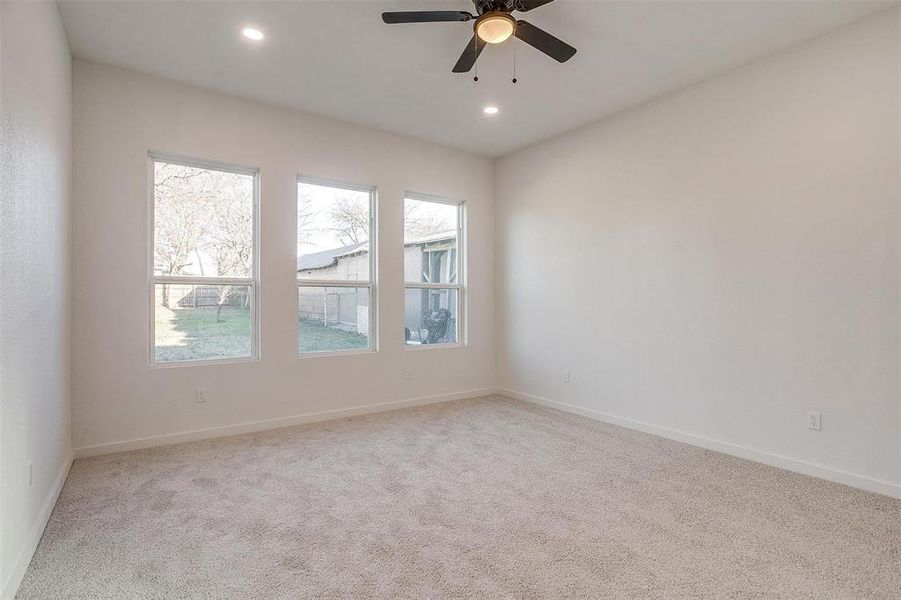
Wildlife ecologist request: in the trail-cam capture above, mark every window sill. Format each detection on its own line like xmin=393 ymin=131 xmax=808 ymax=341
xmin=297 ymin=348 xmax=376 ymax=359
xmin=404 ymin=342 xmax=465 ymax=351
xmin=149 ymin=356 xmax=260 ymax=369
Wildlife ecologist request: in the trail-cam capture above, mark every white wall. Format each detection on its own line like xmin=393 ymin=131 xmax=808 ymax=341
xmin=0 ymin=1 xmax=73 ymax=596
xmin=71 ymin=60 xmax=495 ymax=453
xmin=497 ymin=9 xmax=901 ymax=496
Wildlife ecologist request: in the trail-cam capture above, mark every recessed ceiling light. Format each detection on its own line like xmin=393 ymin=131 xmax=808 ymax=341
xmin=242 ymin=27 xmax=264 ymax=41
xmin=483 ymin=106 xmax=499 ymax=115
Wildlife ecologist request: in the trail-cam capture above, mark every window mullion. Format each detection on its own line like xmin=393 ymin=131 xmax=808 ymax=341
xmin=153 ymin=276 xmax=254 ymax=286
xmin=298 ymin=280 xmax=372 ymax=289
xmin=403 ymin=283 xmax=460 ymax=290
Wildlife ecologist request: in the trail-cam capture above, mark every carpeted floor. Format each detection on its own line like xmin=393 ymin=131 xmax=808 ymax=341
xmin=17 ymin=396 xmax=901 ymax=598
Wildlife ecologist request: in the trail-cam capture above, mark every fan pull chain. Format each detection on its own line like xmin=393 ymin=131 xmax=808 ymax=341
xmin=473 ymin=35 xmax=479 ymax=82
xmin=512 ymin=32 xmax=516 ymax=83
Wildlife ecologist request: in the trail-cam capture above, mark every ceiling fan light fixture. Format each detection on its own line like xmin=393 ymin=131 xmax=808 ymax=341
xmin=381 ymin=1 xmax=576 ymax=74
xmin=476 ymin=13 xmax=515 ymax=44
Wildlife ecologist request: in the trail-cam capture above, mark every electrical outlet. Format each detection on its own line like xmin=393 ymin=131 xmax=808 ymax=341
xmin=563 ymin=368 xmax=571 ymax=384
xmin=404 ymin=369 xmax=413 ymax=381
xmin=28 ymin=461 xmax=33 ymax=487
xmin=196 ymin=388 xmax=207 ymax=403
xmin=807 ymin=411 xmax=822 ymax=431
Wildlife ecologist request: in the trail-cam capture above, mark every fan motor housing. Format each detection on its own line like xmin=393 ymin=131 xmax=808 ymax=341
xmin=474 ymin=0 xmax=516 ymax=16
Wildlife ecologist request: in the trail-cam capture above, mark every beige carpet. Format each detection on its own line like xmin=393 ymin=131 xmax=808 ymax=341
xmin=17 ymin=396 xmax=901 ymax=599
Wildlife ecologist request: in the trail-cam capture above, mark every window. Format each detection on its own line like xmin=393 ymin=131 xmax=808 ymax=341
xmin=150 ymin=154 xmax=258 ymax=364
xmin=297 ymin=179 xmax=376 ymax=354
xmin=404 ymin=195 xmax=463 ymax=346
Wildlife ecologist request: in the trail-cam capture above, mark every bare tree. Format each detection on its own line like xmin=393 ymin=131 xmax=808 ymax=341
xmin=404 ymin=202 xmax=453 ymax=241
xmin=327 ymin=196 xmax=369 ymax=245
xmin=312 ymin=195 xmax=455 ymax=248
xmin=297 ymin=187 xmax=317 ymax=246
xmin=207 ymin=172 xmax=253 ymax=321
xmin=154 ymin=163 xmax=256 ymax=319
xmin=153 ymin=164 xmax=214 ymax=306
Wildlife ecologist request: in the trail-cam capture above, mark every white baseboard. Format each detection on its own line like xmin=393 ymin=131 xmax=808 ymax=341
xmin=1 ymin=452 xmax=74 ymax=600
xmin=499 ymin=388 xmax=901 ymax=500
xmin=75 ymin=388 xmax=496 ymax=458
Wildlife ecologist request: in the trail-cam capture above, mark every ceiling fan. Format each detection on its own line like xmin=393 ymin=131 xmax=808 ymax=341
xmin=382 ymin=0 xmax=576 ymax=74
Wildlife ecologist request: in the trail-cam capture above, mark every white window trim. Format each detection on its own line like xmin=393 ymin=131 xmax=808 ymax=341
xmin=403 ymin=192 xmax=466 ymax=350
xmin=296 ymin=176 xmax=378 ymax=357
xmin=147 ymin=151 xmax=261 ymax=367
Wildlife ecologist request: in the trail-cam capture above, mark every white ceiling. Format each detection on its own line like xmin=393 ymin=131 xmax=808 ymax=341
xmin=58 ymin=0 xmax=894 ymax=157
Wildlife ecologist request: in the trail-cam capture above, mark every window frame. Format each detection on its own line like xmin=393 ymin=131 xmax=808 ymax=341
xmin=296 ymin=175 xmax=378 ymax=357
xmin=147 ymin=151 xmax=261 ymax=367
xmin=403 ymin=192 xmax=466 ymax=350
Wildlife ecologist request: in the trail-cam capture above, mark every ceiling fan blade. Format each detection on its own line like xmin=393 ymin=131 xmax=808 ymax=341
xmin=514 ymin=20 xmax=576 ymax=63
xmin=513 ymin=0 xmax=556 ymax=11
xmin=452 ymin=35 xmax=487 ymax=73
xmin=382 ymin=11 xmax=472 ymax=24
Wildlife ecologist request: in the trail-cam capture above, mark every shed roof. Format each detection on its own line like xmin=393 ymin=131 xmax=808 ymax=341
xmin=297 ymin=241 xmax=368 ymax=271
xmin=297 ymin=232 xmax=456 ymax=272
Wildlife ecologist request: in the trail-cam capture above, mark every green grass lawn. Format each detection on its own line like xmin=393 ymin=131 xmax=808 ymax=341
xmin=299 ymin=319 xmax=369 ymax=353
xmin=154 ymin=307 xmax=367 ymax=360
xmin=155 ymin=306 xmax=251 ymax=362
